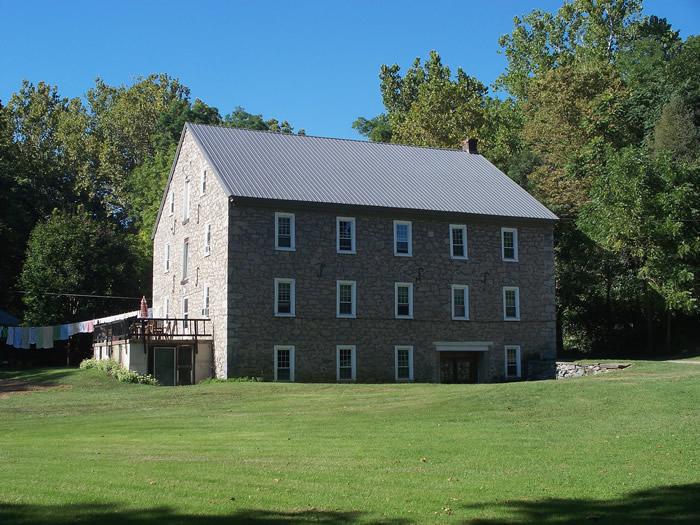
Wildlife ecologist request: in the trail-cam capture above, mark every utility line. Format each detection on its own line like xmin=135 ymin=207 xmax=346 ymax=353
xmin=13 ymin=291 xmax=144 ymax=300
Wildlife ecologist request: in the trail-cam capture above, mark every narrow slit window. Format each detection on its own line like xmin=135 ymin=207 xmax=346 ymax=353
xmin=164 ymin=243 xmax=170 ymax=273
xmin=182 ymin=238 xmax=190 ymax=281
xmin=183 ymin=179 xmax=191 ymax=222
xmin=202 ymin=286 xmax=210 ymax=317
xmin=204 ymin=223 xmax=212 ymax=256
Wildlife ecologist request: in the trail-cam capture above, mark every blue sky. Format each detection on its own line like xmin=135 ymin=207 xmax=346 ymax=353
xmin=1 ymin=0 xmax=698 ymax=139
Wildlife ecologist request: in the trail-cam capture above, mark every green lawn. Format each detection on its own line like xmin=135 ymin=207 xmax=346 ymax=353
xmin=0 ymin=361 xmax=698 ymax=524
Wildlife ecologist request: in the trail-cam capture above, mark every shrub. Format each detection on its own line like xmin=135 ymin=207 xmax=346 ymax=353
xmin=79 ymin=358 xmax=159 ymax=385
xmin=199 ymin=376 xmax=262 ymax=384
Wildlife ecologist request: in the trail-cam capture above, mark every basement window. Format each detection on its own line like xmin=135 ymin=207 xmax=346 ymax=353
xmin=336 ymin=345 xmax=356 ymax=381
xmin=505 ymin=345 xmax=521 ymax=378
xmin=395 ymin=345 xmax=414 ymax=381
xmin=274 ymin=345 xmax=295 ymax=381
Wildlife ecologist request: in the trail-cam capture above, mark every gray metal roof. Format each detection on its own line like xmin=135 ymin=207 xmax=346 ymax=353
xmin=187 ymin=123 xmax=557 ymax=221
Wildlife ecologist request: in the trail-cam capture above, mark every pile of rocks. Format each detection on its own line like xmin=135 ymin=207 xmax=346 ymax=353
xmin=556 ymin=362 xmax=630 ymax=379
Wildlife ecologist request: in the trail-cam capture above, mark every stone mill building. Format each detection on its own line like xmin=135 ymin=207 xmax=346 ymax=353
xmin=151 ymin=123 xmax=558 ymax=383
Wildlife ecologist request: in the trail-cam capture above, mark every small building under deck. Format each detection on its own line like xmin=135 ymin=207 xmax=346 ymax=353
xmin=92 ymin=317 xmax=213 ymax=385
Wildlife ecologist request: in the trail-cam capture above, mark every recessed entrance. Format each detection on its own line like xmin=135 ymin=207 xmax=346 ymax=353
xmin=153 ymin=345 xmax=194 ymax=386
xmin=439 ymin=351 xmax=479 ymax=384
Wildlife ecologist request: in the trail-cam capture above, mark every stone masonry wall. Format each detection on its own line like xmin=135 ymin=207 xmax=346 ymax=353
xmin=152 ymin=129 xmax=229 ymax=377
xmin=227 ymin=203 xmax=556 ymax=382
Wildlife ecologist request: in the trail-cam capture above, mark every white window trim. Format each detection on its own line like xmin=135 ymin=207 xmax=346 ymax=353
xmin=203 ymin=223 xmax=212 ymax=256
xmin=394 ymin=345 xmax=414 ymax=381
xmin=275 ymin=212 xmax=296 ymax=251
xmin=505 ymin=345 xmax=522 ymax=378
xmin=200 ymin=169 xmax=207 ymax=195
xmin=501 ymin=227 xmax=519 ymax=262
xmin=182 ymin=296 xmax=189 ymax=330
xmin=182 ymin=238 xmax=190 ymax=282
xmin=274 ymin=345 xmax=295 ymax=382
xmin=164 ymin=243 xmax=170 ymax=273
xmin=336 ymin=280 xmax=357 ymax=318
xmin=201 ymin=285 xmax=210 ymax=317
xmin=503 ymin=286 xmax=521 ymax=321
xmin=183 ymin=179 xmax=191 ymax=222
xmin=395 ymin=282 xmax=414 ymax=319
xmin=449 ymin=224 xmax=468 ymax=260
xmin=336 ymin=216 xmax=356 ymax=254
xmin=393 ymin=220 xmax=413 ymax=257
xmin=451 ymin=284 xmax=470 ymax=320
xmin=168 ymin=191 xmax=174 ymax=216
xmin=336 ymin=345 xmax=357 ymax=381
xmin=274 ymin=278 xmax=296 ymax=317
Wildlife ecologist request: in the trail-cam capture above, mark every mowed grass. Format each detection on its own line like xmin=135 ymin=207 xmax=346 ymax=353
xmin=0 ymin=361 xmax=698 ymax=524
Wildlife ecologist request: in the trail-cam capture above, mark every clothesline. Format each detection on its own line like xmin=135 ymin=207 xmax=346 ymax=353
xmin=1 ymin=310 xmax=143 ymax=350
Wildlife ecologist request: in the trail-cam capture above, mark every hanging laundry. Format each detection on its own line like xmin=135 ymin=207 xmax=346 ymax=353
xmin=13 ymin=327 xmax=21 ymax=348
xmin=40 ymin=326 xmax=54 ymax=349
xmin=59 ymin=324 xmax=70 ymax=341
xmin=53 ymin=325 xmax=61 ymax=341
xmin=6 ymin=326 xmax=14 ymax=346
xmin=20 ymin=327 xmax=30 ymax=349
xmin=29 ymin=327 xmax=38 ymax=347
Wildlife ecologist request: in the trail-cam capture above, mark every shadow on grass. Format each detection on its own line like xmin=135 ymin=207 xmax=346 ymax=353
xmin=0 ymin=504 xmax=410 ymax=525
xmin=0 ymin=368 xmax=76 ymax=384
xmin=463 ymin=483 xmax=700 ymax=524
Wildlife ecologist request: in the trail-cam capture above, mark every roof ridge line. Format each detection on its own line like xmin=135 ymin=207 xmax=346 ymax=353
xmin=186 ymin=122 xmax=468 ymax=154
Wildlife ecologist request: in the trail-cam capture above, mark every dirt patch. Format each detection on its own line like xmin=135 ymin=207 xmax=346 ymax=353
xmin=0 ymin=379 xmax=67 ymax=399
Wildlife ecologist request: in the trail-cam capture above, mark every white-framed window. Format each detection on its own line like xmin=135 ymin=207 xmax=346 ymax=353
xmin=275 ymin=212 xmax=295 ymax=251
xmin=451 ymin=285 xmax=470 ymax=320
xmin=501 ymin=227 xmax=518 ymax=262
xmin=203 ymin=223 xmax=212 ymax=256
xmin=274 ymin=278 xmax=295 ymax=317
xmin=163 ymin=297 xmax=169 ymax=319
xmin=274 ymin=345 xmax=295 ymax=382
xmin=449 ymin=224 xmax=468 ymax=259
xmin=168 ymin=191 xmax=174 ymax=216
xmin=336 ymin=345 xmax=356 ymax=381
xmin=505 ymin=345 xmax=521 ymax=378
xmin=183 ymin=179 xmax=191 ymax=222
xmin=202 ymin=285 xmax=210 ymax=317
xmin=164 ymin=243 xmax=170 ymax=273
xmin=336 ymin=280 xmax=357 ymax=318
xmin=503 ymin=286 xmax=520 ymax=320
xmin=395 ymin=282 xmax=414 ymax=319
xmin=395 ymin=345 xmax=414 ymax=381
xmin=182 ymin=297 xmax=189 ymax=329
xmin=200 ymin=169 xmax=207 ymax=195
xmin=336 ymin=217 xmax=356 ymax=254
xmin=182 ymin=238 xmax=190 ymax=282
xmin=393 ymin=220 xmax=412 ymax=256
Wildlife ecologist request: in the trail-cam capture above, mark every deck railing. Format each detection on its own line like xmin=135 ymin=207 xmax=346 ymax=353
xmin=93 ymin=317 xmax=211 ymax=344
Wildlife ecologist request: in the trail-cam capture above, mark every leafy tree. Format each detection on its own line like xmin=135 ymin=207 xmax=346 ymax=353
xmin=19 ymin=209 xmax=143 ymax=325
xmin=352 ymin=114 xmax=392 ymax=142
xmin=579 ymin=148 xmax=700 ymax=349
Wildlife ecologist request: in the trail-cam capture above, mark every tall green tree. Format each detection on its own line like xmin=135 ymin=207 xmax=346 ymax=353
xmin=19 ymin=209 xmax=142 ymax=325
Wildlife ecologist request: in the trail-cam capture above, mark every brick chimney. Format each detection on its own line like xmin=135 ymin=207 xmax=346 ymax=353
xmin=462 ymin=138 xmax=478 ymax=154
